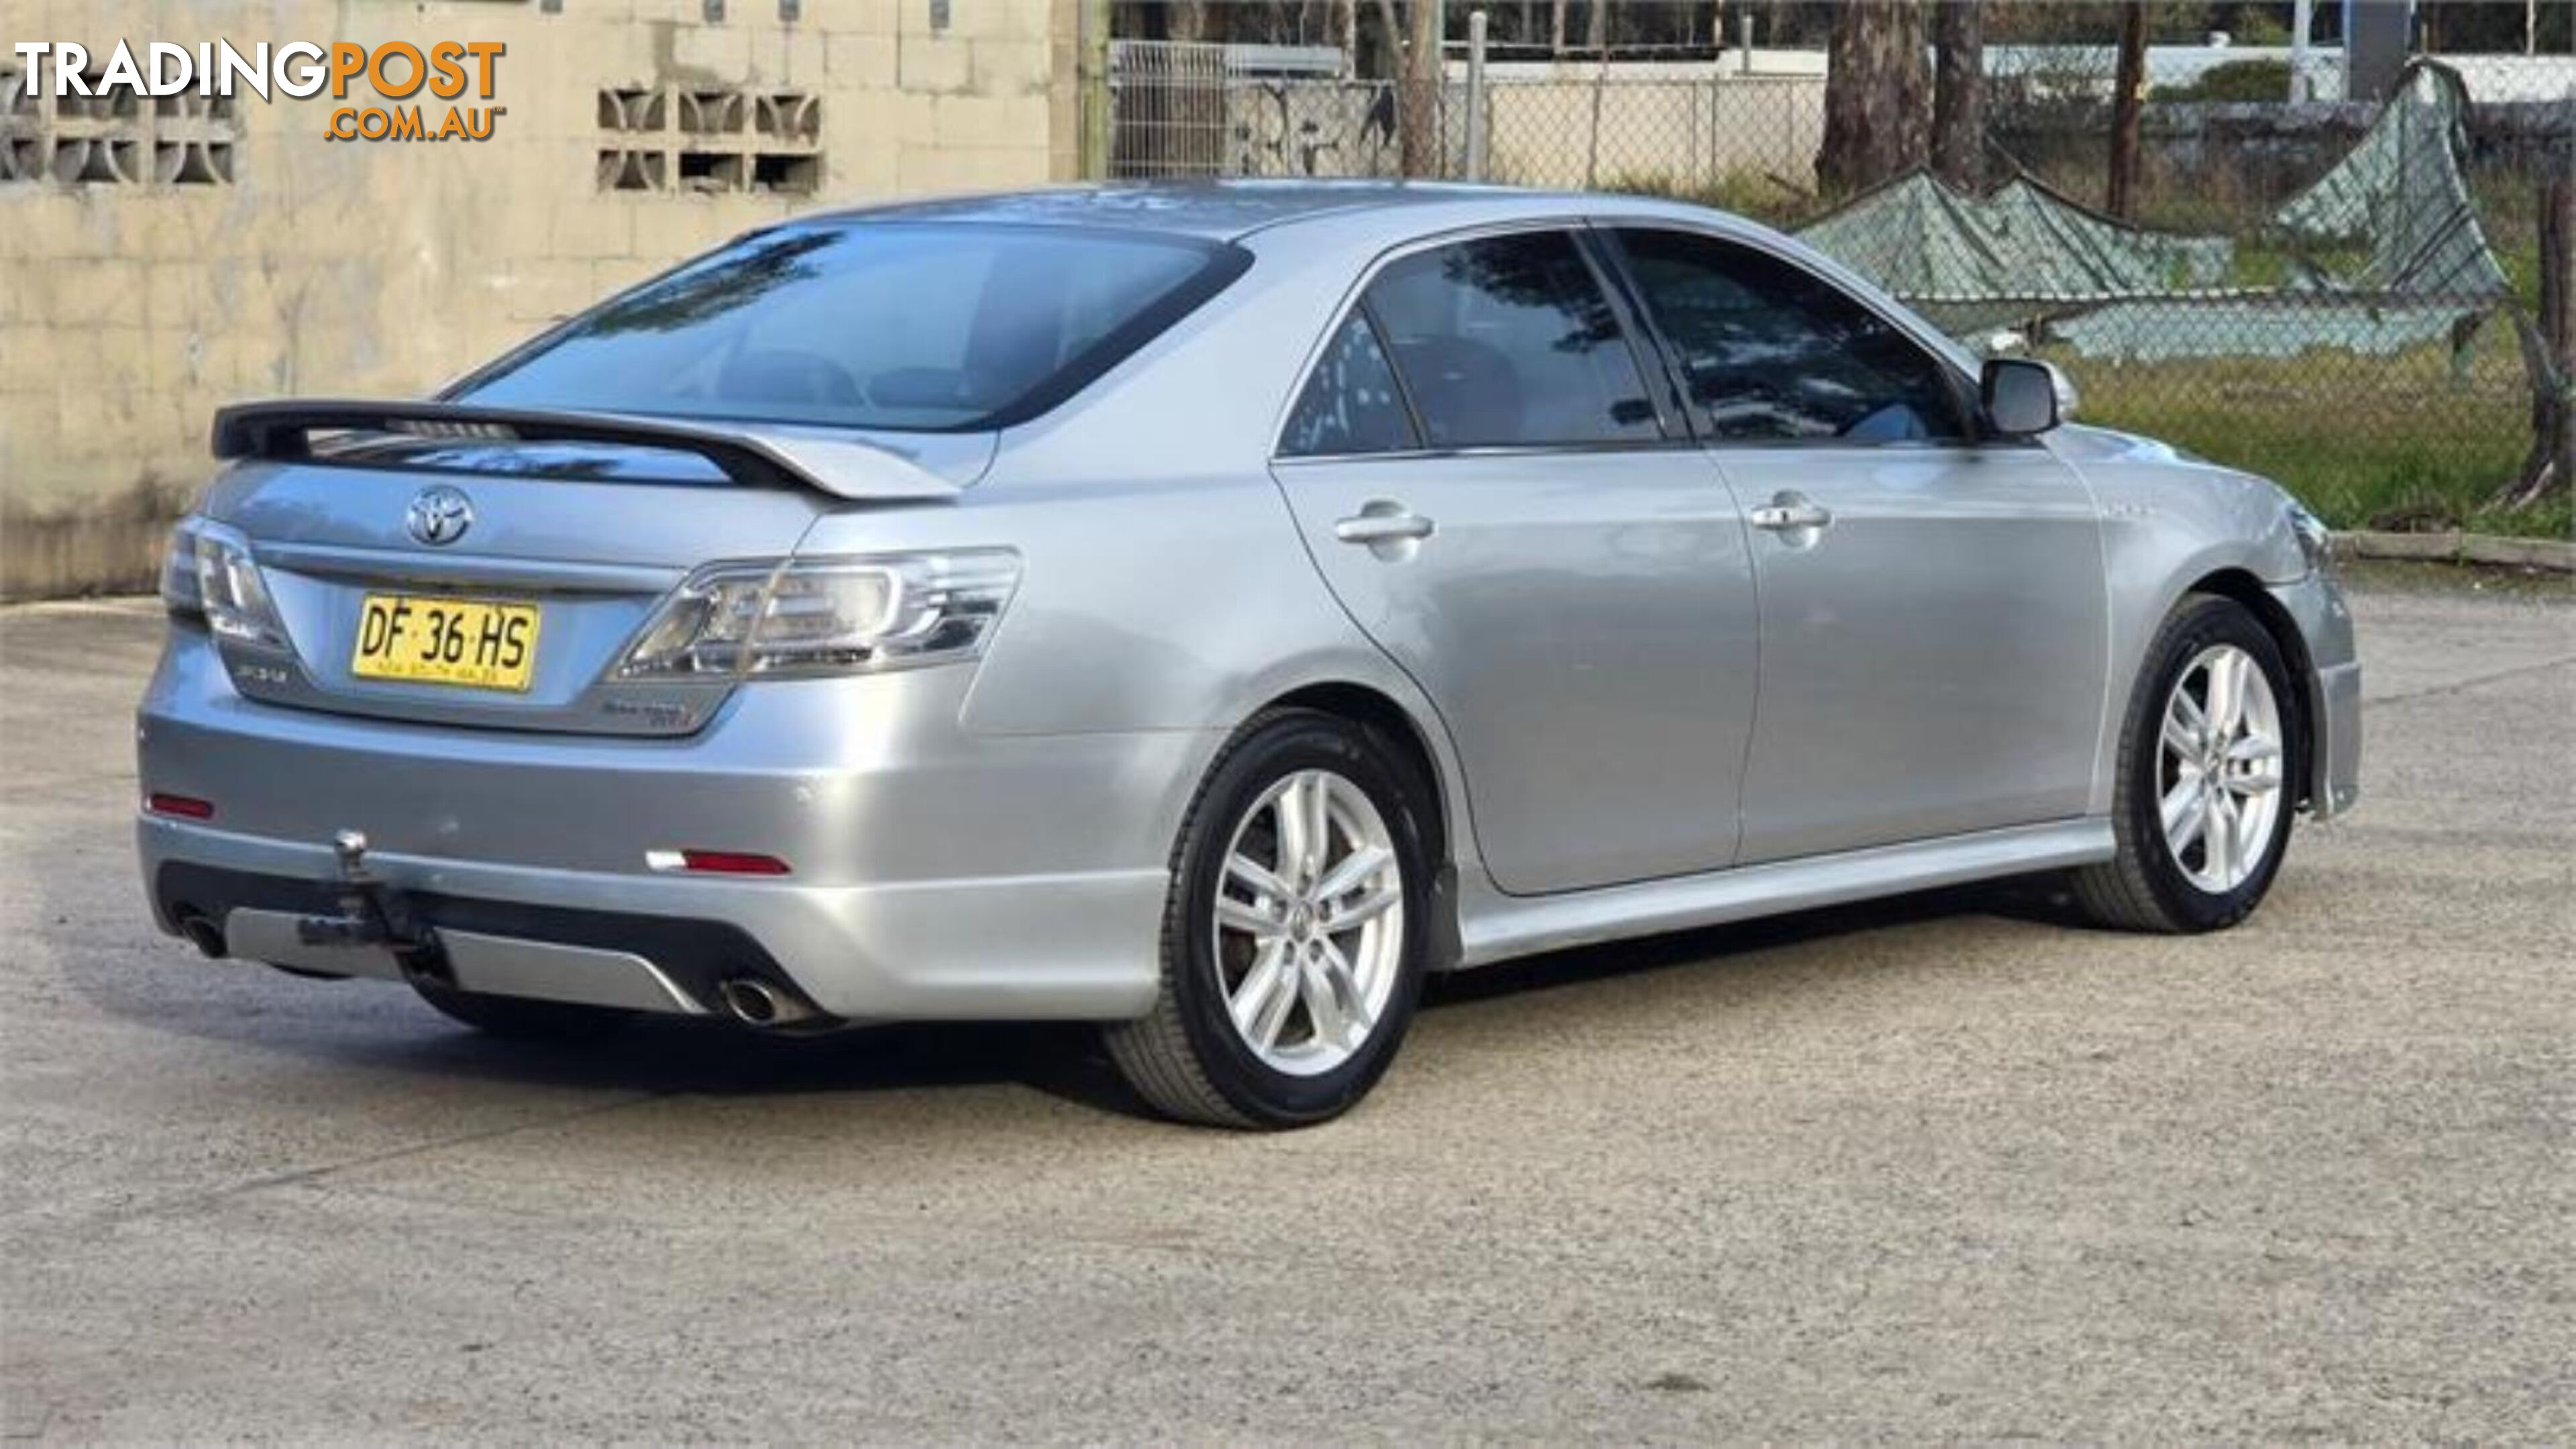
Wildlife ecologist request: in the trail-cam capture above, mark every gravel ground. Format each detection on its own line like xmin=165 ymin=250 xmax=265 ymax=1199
xmin=1 ymin=574 xmax=2569 ymax=1443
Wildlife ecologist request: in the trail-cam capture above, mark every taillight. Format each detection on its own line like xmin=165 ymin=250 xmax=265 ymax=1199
xmin=160 ymin=517 xmax=294 ymax=653
xmin=615 ymin=551 xmax=1019 ymax=681
xmin=158 ymin=521 xmax=205 ymax=614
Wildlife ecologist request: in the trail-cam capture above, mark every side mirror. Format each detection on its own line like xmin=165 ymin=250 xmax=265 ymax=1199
xmin=1980 ymin=358 xmax=2062 ymax=437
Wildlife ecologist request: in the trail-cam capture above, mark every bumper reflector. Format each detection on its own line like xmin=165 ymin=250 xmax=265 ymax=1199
xmin=145 ymin=792 xmax=216 ymax=820
xmin=645 ymin=849 xmax=792 ymax=877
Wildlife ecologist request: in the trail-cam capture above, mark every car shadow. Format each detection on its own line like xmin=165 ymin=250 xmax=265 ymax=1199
xmin=60 ymin=871 xmax=2088 ymax=1126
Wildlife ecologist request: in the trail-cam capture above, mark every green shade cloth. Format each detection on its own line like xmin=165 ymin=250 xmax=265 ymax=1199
xmin=1794 ymin=62 xmax=2510 ymax=364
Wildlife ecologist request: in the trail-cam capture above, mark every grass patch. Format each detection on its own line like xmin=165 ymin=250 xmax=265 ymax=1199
xmin=2040 ymin=338 xmax=2569 ymax=541
xmin=2218 ymin=238 xmax=2375 ymax=290
xmin=1597 ymin=166 xmax=2565 ymax=541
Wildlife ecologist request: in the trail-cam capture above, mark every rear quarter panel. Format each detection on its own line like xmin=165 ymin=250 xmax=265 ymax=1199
xmin=791 ymin=224 xmax=1483 ymax=874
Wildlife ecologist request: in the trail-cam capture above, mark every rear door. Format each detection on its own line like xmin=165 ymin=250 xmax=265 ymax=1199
xmin=1270 ymin=226 xmax=1760 ymax=895
xmin=1603 ymin=225 xmax=2108 ymax=863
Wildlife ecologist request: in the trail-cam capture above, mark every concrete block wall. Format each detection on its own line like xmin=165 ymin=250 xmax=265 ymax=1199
xmin=0 ymin=0 xmax=1083 ymax=598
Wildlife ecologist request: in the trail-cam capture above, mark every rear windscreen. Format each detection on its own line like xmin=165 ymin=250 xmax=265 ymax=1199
xmin=451 ymin=223 xmax=1247 ymax=433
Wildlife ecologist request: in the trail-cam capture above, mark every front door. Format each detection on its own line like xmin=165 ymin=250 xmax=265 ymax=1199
xmin=1605 ymin=225 xmax=2108 ymax=864
xmin=1271 ymin=227 xmax=1760 ymax=895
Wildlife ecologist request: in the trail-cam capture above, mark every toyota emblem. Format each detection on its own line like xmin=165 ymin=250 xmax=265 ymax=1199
xmin=405 ymin=485 xmax=474 ymax=547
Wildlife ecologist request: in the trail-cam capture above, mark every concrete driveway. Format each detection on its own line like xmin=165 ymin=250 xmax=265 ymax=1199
xmin=2 ymin=574 xmax=2569 ymax=1442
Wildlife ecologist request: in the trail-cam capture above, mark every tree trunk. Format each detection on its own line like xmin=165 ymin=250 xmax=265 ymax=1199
xmin=1815 ymin=0 xmax=1931 ymax=197
xmin=1551 ymin=0 xmax=1567 ymax=54
xmin=2555 ymin=174 xmax=2573 ymax=501
xmin=1375 ymin=0 xmax=1444 ymax=178
xmin=1586 ymin=0 xmax=1609 ymax=53
xmin=1931 ymin=0 xmax=1985 ymax=191
xmin=2107 ymin=0 xmax=2148 ymax=219
xmin=1163 ymin=0 xmax=1220 ymax=176
xmin=2499 ymin=174 xmax=2575 ymax=509
xmin=1413 ymin=0 xmax=1445 ymax=174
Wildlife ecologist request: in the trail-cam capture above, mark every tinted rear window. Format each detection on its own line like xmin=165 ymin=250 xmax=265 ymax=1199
xmin=1280 ymin=310 xmax=1420 ymax=458
xmin=453 ymin=223 xmax=1246 ymax=433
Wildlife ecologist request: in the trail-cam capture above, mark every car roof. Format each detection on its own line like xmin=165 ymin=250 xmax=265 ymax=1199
xmin=773 ymin=181 xmax=1977 ymax=382
xmin=790 ymin=180 xmax=1729 ymax=246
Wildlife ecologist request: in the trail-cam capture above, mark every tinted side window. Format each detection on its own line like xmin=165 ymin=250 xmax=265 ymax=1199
xmin=1613 ymin=229 xmax=1968 ymax=443
xmin=1363 ymin=231 xmax=1662 ymax=449
xmin=1280 ymin=310 xmax=1420 ymax=458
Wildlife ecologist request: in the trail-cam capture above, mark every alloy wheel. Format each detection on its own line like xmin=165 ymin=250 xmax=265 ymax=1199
xmin=2157 ymin=643 xmax=2286 ymax=894
xmin=1210 ymin=768 xmax=1407 ymax=1076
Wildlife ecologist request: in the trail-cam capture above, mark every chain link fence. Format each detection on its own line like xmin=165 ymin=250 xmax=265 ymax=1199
xmin=1088 ymin=13 xmax=2574 ymax=536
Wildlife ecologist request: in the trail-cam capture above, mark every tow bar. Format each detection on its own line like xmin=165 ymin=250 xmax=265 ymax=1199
xmin=293 ymin=830 xmax=452 ymax=984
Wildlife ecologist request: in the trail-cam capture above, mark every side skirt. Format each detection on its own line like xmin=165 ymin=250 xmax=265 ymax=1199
xmin=1453 ymin=818 xmax=2114 ymax=969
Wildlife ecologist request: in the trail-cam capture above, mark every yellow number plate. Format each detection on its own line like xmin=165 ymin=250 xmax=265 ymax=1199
xmin=351 ymin=594 xmax=541 ymax=692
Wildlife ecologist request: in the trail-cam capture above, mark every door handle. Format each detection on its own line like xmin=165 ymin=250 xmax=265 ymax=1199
xmin=1334 ymin=511 xmax=1436 ymax=545
xmin=1333 ymin=501 xmax=1436 ymax=559
xmin=1749 ymin=496 xmax=1833 ymax=533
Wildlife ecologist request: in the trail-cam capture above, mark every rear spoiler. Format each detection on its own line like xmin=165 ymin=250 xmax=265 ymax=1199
xmin=209 ymin=399 xmax=961 ymax=502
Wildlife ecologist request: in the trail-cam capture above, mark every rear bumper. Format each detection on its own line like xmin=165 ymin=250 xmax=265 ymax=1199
xmin=137 ymin=629 xmax=1213 ymax=1022
xmin=142 ymin=828 xmax=1169 ymax=1020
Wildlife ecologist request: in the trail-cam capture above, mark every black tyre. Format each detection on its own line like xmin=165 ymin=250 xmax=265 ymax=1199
xmin=1105 ymin=708 xmax=1436 ymax=1129
xmin=413 ymin=981 xmax=637 ymax=1043
xmin=2072 ymin=594 xmax=2300 ymax=933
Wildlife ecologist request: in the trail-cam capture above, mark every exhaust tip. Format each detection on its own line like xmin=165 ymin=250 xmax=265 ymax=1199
xmin=718 ymin=978 xmax=777 ymax=1025
xmin=718 ymin=977 xmax=814 ymax=1028
xmin=176 ymin=910 xmax=227 ymax=959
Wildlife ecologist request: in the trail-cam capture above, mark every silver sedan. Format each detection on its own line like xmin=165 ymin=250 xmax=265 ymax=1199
xmin=137 ymin=183 xmax=2361 ymax=1127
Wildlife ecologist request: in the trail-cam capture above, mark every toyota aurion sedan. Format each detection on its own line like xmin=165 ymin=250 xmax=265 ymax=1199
xmin=138 ymin=182 xmax=2360 ymax=1127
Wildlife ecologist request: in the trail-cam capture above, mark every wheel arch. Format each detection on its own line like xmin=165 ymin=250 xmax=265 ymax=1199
xmin=1258 ymin=679 xmax=1466 ymax=970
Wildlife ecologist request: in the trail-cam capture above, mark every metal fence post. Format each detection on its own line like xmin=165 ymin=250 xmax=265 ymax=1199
xmin=2290 ymin=0 xmax=2314 ymax=103
xmin=1585 ymin=56 xmax=1607 ymax=190
xmin=1464 ymin=9 xmax=1489 ymax=182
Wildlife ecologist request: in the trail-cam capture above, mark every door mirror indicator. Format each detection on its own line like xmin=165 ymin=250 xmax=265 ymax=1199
xmin=1981 ymin=358 xmax=2063 ymax=437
